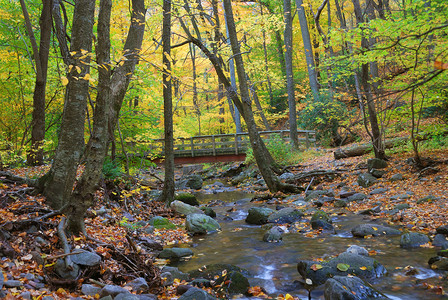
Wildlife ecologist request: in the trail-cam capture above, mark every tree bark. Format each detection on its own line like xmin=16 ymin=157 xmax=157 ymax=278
xmin=222 ymin=0 xmax=287 ymax=193
xmin=66 ymin=0 xmax=112 ymax=234
xmin=283 ymin=0 xmax=299 ymax=148
xmin=20 ymin=0 xmax=53 ymax=166
xmin=159 ymin=0 xmax=175 ymax=204
xmin=334 ymin=137 xmax=407 ymax=159
xmin=43 ymin=0 xmax=96 ymax=210
xmin=108 ymin=0 xmax=146 ymax=140
xmin=295 ymin=0 xmax=320 ymax=100
xmin=352 ymin=0 xmax=386 ymax=159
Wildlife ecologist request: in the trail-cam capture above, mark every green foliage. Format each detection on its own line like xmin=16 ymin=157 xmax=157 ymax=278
xmin=102 ymin=157 xmax=122 ymax=179
xmin=245 ymin=133 xmax=305 ymax=166
xmin=299 ymin=93 xmax=353 ymax=146
xmin=118 ymin=217 xmax=141 ymax=231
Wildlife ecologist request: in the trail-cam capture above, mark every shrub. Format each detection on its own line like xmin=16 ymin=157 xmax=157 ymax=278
xmin=102 ymin=157 xmax=121 ymax=179
xmin=299 ymin=93 xmax=354 ymax=146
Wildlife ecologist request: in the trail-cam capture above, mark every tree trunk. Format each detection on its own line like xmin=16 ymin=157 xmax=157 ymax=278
xmin=283 ymin=0 xmax=299 ymax=148
xmin=190 ymin=44 xmax=201 ymax=135
xmin=159 ymin=0 xmax=175 ymax=204
xmin=352 ymin=0 xmax=385 ymax=159
xmin=43 ymin=0 xmax=96 ymax=210
xmin=67 ymin=0 xmax=112 ymax=234
xmin=222 ymin=0 xmax=286 ymax=193
xmin=108 ymin=0 xmax=146 ymax=140
xmin=222 ymin=1 xmax=242 ymax=133
xmin=21 ymin=0 xmax=52 ymax=166
xmin=295 ymin=0 xmax=320 ymax=100
xmin=334 ymin=137 xmax=407 ymax=159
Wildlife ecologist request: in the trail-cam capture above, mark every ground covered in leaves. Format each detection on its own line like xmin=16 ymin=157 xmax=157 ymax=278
xmin=0 ymin=147 xmax=447 ymax=299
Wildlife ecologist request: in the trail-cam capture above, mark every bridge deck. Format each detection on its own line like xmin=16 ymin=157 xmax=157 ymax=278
xmin=151 ymin=130 xmax=316 ymax=164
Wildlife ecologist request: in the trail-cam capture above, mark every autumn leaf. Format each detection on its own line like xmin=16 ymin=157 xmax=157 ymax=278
xmin=337 ymin=263 xmax=350 ymax=271
xmin=310 ymin=264 xmax=323 ymax=271
xmin=61 ymin=76 xmax=69 ymax=86
xmin=359 ymin=266 xmax=367 ymax=270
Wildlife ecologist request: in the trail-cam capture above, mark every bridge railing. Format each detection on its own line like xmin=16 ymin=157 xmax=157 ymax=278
xmin=152 ymin=130 xmax=316 ymax=158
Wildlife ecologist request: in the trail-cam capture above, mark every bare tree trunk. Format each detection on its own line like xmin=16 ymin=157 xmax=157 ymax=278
xmin=159 ymin=0 xmax=175 ymax=204
xmin=190 ymin=44 xmax=201 ymax=135
xmin=222 ymin=1 xmax=242 ymax=133
xmin=222 ymin=0 xmax=289 ymax=193
xmin=21 ymin=0 xmax=53 ymax=166
xmin=295 ymin=0 xmax=320 ymax=100
xmin=42 ymin=0 xmax=95 ymax=210
xmin=108 ymin=0 xmax=146 ymax=139
xmin=352 ymin=0 xmax=385 ymax=159
xmin=284 ymin=0 xmax=299 ymax=148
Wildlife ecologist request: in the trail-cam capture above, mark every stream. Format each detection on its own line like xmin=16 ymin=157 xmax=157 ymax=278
xmin=172 ymin=189 xmax=447 ymax=299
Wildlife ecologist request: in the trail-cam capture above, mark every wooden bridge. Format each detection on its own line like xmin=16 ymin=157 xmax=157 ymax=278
xmin=151 ymin=130 xmax=316 ymax=164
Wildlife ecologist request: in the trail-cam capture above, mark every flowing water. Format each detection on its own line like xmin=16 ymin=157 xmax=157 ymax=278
xmin=173 ymin=189 xmax=447 ymax=299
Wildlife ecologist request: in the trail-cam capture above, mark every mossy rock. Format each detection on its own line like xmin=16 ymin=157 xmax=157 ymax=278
xmin=311 ymin=210 xmax=332 ymax=223
xmin=201 ymin=207 xmax=216 ymax=218
xmin=148 ymin=216 xmax=177 ymax=229
xmin=175 ymin=193 xmax=200 ymax=206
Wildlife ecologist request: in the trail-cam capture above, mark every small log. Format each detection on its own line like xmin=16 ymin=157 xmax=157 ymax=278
xmin=334 ymin=137 xmax=407 ymax=159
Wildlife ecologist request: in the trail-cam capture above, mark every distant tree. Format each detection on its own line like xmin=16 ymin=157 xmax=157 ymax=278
xmin=19 ymin=0 xmax=53 ymax=165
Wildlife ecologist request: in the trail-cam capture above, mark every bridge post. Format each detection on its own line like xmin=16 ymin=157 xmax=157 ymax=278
xmin=305 ymin=132 xmax=310 ymax=148
xmin=190 ymin=137 xmax=194 ymax=157
xmin=234 ymin=133 xmax=238 ymax=155
xmin=212 ymin=135 xmax=216 ymax=156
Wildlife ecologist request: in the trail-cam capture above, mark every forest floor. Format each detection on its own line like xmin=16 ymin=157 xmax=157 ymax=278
xmin=0 ymin=145 xmax=447 ymax=299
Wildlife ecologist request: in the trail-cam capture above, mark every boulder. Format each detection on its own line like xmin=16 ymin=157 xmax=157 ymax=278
xmin=428 ymin=257 xmax=448 ymax=271
xmin=185 ymin=214 xmax=221 ymax=235
xmin=178 ymin=287 xmax=216 ymax=300
xmin=390 ymin=174 xmax=403 ymax=182
xmin=346 ymin=245 xmax=369 ymax=256
xmin=170 ymin=201 xmax=204 ymax=216
xmin=367 ymin=158 xmax=388 ymax=170
xmin=305 ymin=190 xmax=334 ymax=201
xmin=267 ymin=207 xmax=303 ymax=224
xmin=245 ymin=207 xmax=274 ymax=225
xmin=347 ymin=193 xmax=367 ymax=202
xmin=324 ymin=276 xmax=388 ymax=300
xmin=114 ymin=293 xmax=139 ymax=300
xmin=351 ymin=224 xmax=401 ymax=237
xmin=125 ymin=277 xmax=149 ymax=293
xmin=417 ymin=195 xmax=440 ymax=204
xmin=161 ymin=266 xmax=190 ymax=282
xmin=158 ymin=248 xmax=193 ymax=260
xmin=99 ymin=285 xmax=130 ymax=298
xmin=174 ymin=193 xmax=200 ymax=206
xmin=394 ymin=203 xmax=410 ymax=211
xmin=221 ymin=163 xmax=245 ymax=177
xmin=177 ymin=175 xmax=203 ymax=190
xmin=311 ymin=211 xmax=333 ymax=231
xmin=81 ymin=284 xmax=101 ymax=296
xmin=138 ymin=237 xmax=163 ymax=251
xmin=370 ymin=169 xmax=386 ymax=178
xmin=71 ymin=250 xmax=101 ymax=266
xmin=357 ymin=173 xmax=378 ymax=188
xmin=263 ymin=226 xmax=284 ymax=243
xmin=297 ymin=252 xmax=387 ymax=287
xmin=201 ymin=207 xmax=216 ymax=218
xmin=206 ymin=270 xmax=250 ymax=295
xmin=436 ymin=225 xmax=448 ymax=235
xmin=400 ymin=232 xmax=430 ymax=248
